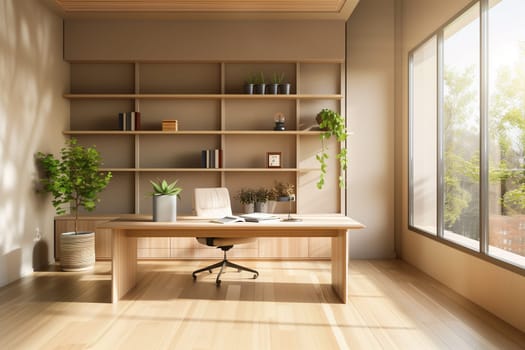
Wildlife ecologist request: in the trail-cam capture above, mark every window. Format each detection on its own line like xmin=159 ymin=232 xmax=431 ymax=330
xmin=409 ymin=0 xmax=525 ymax=269
xmin=443 ymin=3 xmax=480 ymax=249
xmin=410 ymin=36 xmax=438 ymax=235
xmin=488 ymin=0 xmax=525 ymax=266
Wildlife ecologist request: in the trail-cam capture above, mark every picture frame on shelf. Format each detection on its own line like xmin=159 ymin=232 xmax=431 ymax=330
xmin=267 ymin=152 xmax=282 ymax=168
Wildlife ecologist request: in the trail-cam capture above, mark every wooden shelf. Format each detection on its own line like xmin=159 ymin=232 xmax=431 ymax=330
xmin=64 ymin=130 xmax=324 ymax=135
xmin=63 ymin=93 xmax=343 ymax=100
xmin=100 ymin=168 xmax=318 ymax=172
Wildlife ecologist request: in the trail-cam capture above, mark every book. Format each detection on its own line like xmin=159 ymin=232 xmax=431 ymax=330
xmin=201 ymin=150 xmax=207 ymax=168
xmin=240 ymin=212 xmax=281 ymax=222
xmin=211 ymin=215 xmax=246 ymax=224
xmin=118 ymin=112 xmax=124 ymax=130
xmin=201 ymin=149 xmax=223 ymax=168
xmin=210 ymin=149 xmax=215 ymax=168
xmin=134 ymin=112 xmax=141 ymax=130
xmin=130 ymin=111 xmax=135 ymax=131
xmin=215 ymin=149 xmax=223 ymax=168
xmin=119 ymin=111 xmax=141 ymax=131
xmin=125 ymin=112 xmax=132 ymax=131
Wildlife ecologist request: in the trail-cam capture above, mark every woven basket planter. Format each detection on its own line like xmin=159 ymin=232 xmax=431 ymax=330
xmin=60 ymin=231 xmax=95 ymax=272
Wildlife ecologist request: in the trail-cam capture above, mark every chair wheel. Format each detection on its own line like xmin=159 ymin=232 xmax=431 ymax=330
xmin=208 ymin=270 xmax=213 ymax=274
xmin=253 ymin=274 xmax=257 ymax=279
xmin=216 ymin=280 xmax=221 ymax=286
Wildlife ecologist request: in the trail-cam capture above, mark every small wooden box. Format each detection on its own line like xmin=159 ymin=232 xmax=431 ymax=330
xmin=162 ymin=120 xmax=178 ymax=131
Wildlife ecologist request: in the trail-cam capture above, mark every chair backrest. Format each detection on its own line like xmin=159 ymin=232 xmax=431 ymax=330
xmin=194 ymin=187 xmax=233 ymax=218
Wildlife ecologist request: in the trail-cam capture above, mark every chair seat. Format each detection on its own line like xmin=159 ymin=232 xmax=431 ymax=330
xmin=193 ymin=187 xmax=259 ymax=285
xmin=197 ymin=237 xmax=256 ymax=247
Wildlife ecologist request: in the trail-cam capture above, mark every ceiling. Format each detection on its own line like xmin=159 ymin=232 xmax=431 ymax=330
xmin=48 ymin=0 xmax=360 ymax=20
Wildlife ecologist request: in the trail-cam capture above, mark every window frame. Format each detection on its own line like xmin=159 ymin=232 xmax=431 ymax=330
xmin=408 ymin=0 xmax=525 ymax=275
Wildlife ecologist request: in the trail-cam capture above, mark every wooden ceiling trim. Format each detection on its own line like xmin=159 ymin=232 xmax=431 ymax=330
xmin=54 ymin=0 xmax=347 ymax=13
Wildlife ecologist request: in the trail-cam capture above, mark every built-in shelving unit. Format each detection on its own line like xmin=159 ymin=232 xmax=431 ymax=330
xmin=58 ymin=60 xmax=345 ymax=260
xmin=65 ymin=60 xmax=345 ymax=215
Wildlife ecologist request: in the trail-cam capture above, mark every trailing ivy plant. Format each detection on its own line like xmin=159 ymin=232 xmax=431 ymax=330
xmin=316 ymin=108 xmax=348 ymax=189
xmin=37 ymin=138 xmax=112 ymax=233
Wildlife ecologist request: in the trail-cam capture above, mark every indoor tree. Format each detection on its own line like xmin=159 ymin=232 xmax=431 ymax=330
xmin=37 ymin=138 xmax=112 ymax=233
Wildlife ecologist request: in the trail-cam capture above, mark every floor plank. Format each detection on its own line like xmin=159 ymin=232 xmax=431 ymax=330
xmin=0 ymin=259 xmax=523 ymax=349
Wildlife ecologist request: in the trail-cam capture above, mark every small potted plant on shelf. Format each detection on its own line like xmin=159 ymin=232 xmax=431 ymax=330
xmin=315 ymin=108 xmax=348 ymax=189
xmin=236 ymin=188 xmax=257 ymax=213
xmin=279 ymin=73 xmax=291 ymax=95
xmin=150 ymin=179 xmax=182 ymax=222
xmin=254 ymin=71 xmax=266 ymax=95
xmin=37 ymin=138 xmax=112 ymax=271
xmin=244 ymin=73 xmax=256 ymax=94
xmin=268 ymin=72 xmax=284 ymax=95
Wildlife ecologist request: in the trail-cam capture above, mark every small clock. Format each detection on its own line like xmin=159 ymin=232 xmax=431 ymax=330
xmin=267 ymin=152 xmax=282 ymax=168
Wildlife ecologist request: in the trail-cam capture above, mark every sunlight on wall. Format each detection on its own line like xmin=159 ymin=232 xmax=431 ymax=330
xmin=346 ymin=0 xmax=396 ymax=258
xmin=0 ymin=105 xmax=6 ymax=165
xmin=0 ymin=0 xmax=69 ymax=286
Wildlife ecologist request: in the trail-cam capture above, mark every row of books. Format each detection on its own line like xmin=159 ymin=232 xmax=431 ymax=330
xmin=118 ymin=112 xmax=141 ymax=131
xmin=201 ymin=149 xmax=223 ymax=168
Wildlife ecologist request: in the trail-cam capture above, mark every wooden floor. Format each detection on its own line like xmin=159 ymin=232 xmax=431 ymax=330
xmin=0 ymin=259 xmax=523 ymax=349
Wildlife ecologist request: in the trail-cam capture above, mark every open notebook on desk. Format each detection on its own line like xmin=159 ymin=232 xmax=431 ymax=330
xmin=210 ymin=213 xmax=281 ymax=224
xmin=240 ymin=213 xmax=281 ymax=222
xmin=210 ymin=216 xmax=245 ymax=224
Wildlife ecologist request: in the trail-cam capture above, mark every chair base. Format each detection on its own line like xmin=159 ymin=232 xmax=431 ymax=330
xmin=192 ymin=249 xmax=259 ymax=286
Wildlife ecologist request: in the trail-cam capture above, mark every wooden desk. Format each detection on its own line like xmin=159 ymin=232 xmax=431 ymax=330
xmin=98 ymin=216 xmax=364 ymax=303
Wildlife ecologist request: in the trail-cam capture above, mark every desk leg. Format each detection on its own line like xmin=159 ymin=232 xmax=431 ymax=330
xmin=331 ymin=230 xmax=348 ymax=303
xmin=111 ymin=229 xmax=137 ymax=303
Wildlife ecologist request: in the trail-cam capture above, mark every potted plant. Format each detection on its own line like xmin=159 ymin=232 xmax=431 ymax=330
xmin=315 ymin=108 xmax=348 ymax=189
xmin=37 ymin=138 xmax=112 ymax=271
xmin=272 ymin=181 xmax=300 ymax=221
xmin=254 ymin=187 xmax=275 ymax=212
xmin=272 ymin=181 xmax=295 ymax=201
xmin=235 ymin=188 xmax=256 ymax=213
xmin=279 ymin=73 xmax=291 ymax=95
xmin=150 ymin=179 xmax=182 ymax=222
xmin=268 ymin=72 xmax=283 ymax=95
xmin=244 ymin=73 xmax=256 ymax=94
xmin=254 ymin=71 xmax=266 ymax=95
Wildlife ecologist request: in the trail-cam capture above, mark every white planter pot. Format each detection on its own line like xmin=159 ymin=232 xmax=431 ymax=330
xmin=254 ymin=201 xmax=268 ymax=213
xmin=243 ymin=203 xmax=254 ymax=214
xmin=60 ymin=231 xmax=95 ymax=272
xmin=153 ymin=195 xmax=177 ymax=222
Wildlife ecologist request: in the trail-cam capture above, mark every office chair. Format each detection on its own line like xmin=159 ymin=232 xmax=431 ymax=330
xmin=192 ymin=187 xmax=259 ymax=286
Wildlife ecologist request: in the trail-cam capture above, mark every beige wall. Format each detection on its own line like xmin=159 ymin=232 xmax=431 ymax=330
xmin=0 ymin=0 xmax=69 ymax=287
xmin=397 ymin=0 xmax=525 ymax=332
xmin=346 ymin=0 xmax=396 ymax=258
xmin=64 ymin=20 xmax=345 ymax=61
